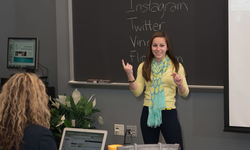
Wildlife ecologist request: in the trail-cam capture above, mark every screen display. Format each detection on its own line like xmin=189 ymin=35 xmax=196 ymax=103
xmin=227 ymin=0 xmax=250 ymax=130
xmin=61 ymin=131 xmax=104 ymax=150
xmin=7 ymin=37 xmax=38 ymax=71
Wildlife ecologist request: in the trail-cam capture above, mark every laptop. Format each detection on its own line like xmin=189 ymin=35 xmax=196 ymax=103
xmin=59 ymin=127 xmax=108 ymax=150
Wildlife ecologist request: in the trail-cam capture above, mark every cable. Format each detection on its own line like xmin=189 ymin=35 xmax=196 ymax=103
xmin=115 ymin=131 xmax=118 ymax=144
xmin=130 ymin=132 xmax=133 ymax=144
xmin=38 ymin=63 xmax=49 ymax=76
xmin=38 ymin=65 xmax=45 ymax=76
xmin=123 ymin=129 xmax=132 ymax=145
xmin=123 ymin=129 xmax=128 ymax=145
xmin=38 ymin=63 xmax=49 ymax=86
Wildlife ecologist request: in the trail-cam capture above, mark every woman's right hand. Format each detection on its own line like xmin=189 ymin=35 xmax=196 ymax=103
xmin=122 ymin=59 xmax=133 ymax=75
xmin=122 ymin=59 xmax=137 ymax=90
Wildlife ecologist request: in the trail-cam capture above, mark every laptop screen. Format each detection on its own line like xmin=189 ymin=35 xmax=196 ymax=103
xmin=59 ymin=128 xmax=108 ymax=150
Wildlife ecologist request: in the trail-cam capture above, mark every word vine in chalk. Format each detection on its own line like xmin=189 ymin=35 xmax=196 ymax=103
xmin=130 ymin=35 xmax=149 ymax=48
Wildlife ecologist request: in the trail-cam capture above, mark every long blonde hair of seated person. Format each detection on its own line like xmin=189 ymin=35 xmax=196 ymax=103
xmin=0 ymin=73 xmax=51 ymax=150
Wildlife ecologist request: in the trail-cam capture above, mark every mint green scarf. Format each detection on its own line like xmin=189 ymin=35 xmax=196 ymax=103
xmin=147 ymin=55 xmax=170 ymax=127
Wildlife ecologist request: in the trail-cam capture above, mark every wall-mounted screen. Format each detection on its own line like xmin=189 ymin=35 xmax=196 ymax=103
xmin=224 ymin=0 xmax=250 ymax=133
xmin=7 ymin=37 xmax=39 ymax=72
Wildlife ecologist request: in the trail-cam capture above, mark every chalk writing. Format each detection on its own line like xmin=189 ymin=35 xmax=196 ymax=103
xmin=125 ymin=0 xmax=189 ymax=19
xmin=130 ymin=50 xmax=183 ymax=63
xmin=125 ymin=0 xmax=188 ymax=64
xmin=130 ymin=50 xmax=146 ymax=62
xmin=127 ymin=17 xmax=165 ymax=32
xmin=176 ymin=56 xmax=183 ymax=63
xmin=130 ymin=35 xmax=149 ymax=47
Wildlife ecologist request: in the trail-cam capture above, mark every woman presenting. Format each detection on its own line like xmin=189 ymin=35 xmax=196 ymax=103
xmin=122 ymin=31 xmax=189 ymax=150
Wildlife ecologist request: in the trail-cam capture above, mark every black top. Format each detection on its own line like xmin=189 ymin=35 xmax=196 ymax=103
xmin=19 ymin=124 xmax=57 ymax=150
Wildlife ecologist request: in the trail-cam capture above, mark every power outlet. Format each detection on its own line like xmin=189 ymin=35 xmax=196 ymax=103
xmin=127 ymin=125 xmax=137 ymax=137
xmin=114 ymin=124 xmax=124 ymax=136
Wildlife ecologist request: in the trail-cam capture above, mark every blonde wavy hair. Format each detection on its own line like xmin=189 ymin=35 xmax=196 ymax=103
xmin=0 ymin=73 xmax=51 ymax=150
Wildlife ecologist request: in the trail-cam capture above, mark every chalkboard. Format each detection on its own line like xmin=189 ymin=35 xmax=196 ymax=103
xmin=71 ymin=0 xmax=224 ymax=86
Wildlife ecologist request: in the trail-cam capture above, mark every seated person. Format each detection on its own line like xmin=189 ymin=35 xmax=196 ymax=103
xmin=0 ymin=73 xmax=57 ymax=150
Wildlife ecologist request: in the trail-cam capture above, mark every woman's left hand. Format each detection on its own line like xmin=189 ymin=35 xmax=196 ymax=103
xmin=173 ymin=72 xmax=182 ymax=86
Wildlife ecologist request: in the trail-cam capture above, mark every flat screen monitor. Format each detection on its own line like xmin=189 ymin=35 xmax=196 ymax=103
xmin=7 ymin=37 xmax=39 ymax=72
